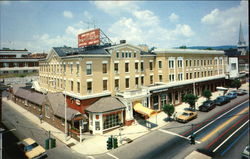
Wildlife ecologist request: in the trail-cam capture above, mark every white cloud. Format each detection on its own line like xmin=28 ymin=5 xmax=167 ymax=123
xmin=63 ymin=10 xmax=73 ymax=18
xmin=83 ymin=11 xmax=93 ymax=20
xmin=93 ymin=1 xmax=138 ymax=15
xmin=169 ymin=13 xmax=179 ymax=22
xmin=200 ymin=0 xmax=248 ymax=45
xmin=175 ymin=24 xmax=194 ymax=37
xmin=132 ymin=10 xmax=160 ymax=26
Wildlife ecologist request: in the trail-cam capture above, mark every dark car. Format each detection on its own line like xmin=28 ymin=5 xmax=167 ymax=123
xmin=236 ymin=89 xmax=248 ymax=96
xmin=214 ymin=96 xmax=230 ymax=106
xmin=199 ymin=100 xmax=216 ymax=112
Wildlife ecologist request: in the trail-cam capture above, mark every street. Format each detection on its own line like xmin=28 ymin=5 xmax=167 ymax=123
xmin=94 ymin=95 xmax=249 ymax=159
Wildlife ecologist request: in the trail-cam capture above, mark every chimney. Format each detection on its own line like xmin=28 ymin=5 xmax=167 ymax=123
xmin=120 ymin=40 xmax=126 ymax=44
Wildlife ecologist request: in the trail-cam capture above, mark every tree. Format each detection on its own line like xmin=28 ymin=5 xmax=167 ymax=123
xmin=205 ymin=47 xmax=213 ymax=50
xmin=231 ymin=79 xmax=241 ymax=89
xmin=183 ymin=94 xmax=198 ymax=110
xmin=179 ymin=45 xmax=187 ymax=49
xmin=162 ymin=104 xmax=175 ymax=121
xmin=202 ymin=90 xmax=212 ymax=100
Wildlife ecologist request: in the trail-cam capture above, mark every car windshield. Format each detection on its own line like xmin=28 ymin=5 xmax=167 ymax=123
xmin=24 ymin=143 xmax=39 ymax=152
xmin=182 ymin=112 xmax=190 ymax=116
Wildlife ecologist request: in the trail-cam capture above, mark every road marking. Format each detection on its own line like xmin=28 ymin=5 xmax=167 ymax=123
xmin=200 ymin=107 xmax=248 ymax=142
xmin=212 ymin=120 xmax=249 ymax=152
xmin=159 ymin=129 xmax=201 ymax=144
xmin=190 ymin=100 xmax=249 ymax=137
xmin=87 ymin=156 xmax=95 ymax=159
xmin=107 ymin=153 xmax=119 ymax=159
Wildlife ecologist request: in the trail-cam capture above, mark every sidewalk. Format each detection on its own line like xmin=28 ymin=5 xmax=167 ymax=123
xmin=2 ymin=82 xmax=249 ymax=155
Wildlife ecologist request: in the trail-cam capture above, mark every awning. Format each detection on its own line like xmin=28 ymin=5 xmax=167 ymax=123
xmin=216 ymin=87 xmax=228 ymax=91
xmin=133 ymin=103 xmax=157 ymax=117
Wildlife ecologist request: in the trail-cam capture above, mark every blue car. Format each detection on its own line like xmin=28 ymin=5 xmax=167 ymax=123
xmin=225 ymin=92 xmax=237 ymax=99
xmin=214 ymin=96 xmax=230 ymax=106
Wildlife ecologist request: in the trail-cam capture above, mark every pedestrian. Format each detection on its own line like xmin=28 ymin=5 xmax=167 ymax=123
xmin=39 ymin=113 xmax=43 ymax=124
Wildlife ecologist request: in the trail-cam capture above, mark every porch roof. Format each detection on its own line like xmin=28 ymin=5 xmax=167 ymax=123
xmin=86 ymin=97 xmax=126 ymax=113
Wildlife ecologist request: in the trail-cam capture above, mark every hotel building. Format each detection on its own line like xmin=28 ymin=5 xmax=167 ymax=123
xmin=38 ymin=43 xmax=226 ymax=134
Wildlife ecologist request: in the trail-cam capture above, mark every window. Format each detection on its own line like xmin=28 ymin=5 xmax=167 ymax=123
xmin=116 ymin=52 xmax=119 ymax=58
xmin=159 ymin=75 xmax=163 ymax=82
xmin=189 ymin=60 xmax=192 ymax=67
xmin=161 ymin=94 xmax=167 ymax=107
xmin=102 ymin=63 xmax=107 ymax=74
xmin=198 ymin=72 xmax=200 ymax=78
xmin=141 ymin=76 xmax=144 ymax=86
xmin=129 ymin=53 xmax=131 ymax=58
xmin=204 ymin=60 xmax=206 ymax=66
xmin=135 ymin=62 xmax=139 ymax=72
xmin=178 ymin=60 xmax=183 ymax=68
xmin=114 ymin=63 xmax=119 ymax=73
xmin=141 ymin=62 xmax=144 ymax=71
xmin=115 ymin=79 xmax=119 ymax=90
xmin=125 ymin=52 xmax=128 ymax=58
xmin=194 ymin=72 xmax=196 ymax=78
xmin=95 ymin=121 xmax=100 ymax=130
xmin=204 ymin=71 xmax=206 ymax=77
xmin=158 ymin=61 xmax=162 ymax=69
xmin=86 ymin=63 xmax=92 ymax=75
xmin=201 ymin=72 xmax=204 ymax=77
xmin=103 ymin=113 xmax=121 ymax=130
xmin=77 ymin=82 xmax=80 ymax=93
xmin=71 ymin=81 xmax=73 ymax=91
xmin=64 ymin=64 xmax=66 ymax=73
xmin=126 ymin=78 xmax=129 ymax=88
xmin=186 ymin=73 xmax=189 ymax=80
xmin=135 ymin=77 xmax=139 ymax=87
xmin=134 ymin=53 xmax=136 ymax=58
xmin=122 ymin=52 xmax=124 ymax=58
xmin=197 ymin=60 xmax=199 ymax=66
xmin=125 ymin=63 xmax=129 ymax=72
xmin=150 ymin=75 xmax=153 ymax=84
xmin=76 ymin=63 xmax=79 ymax=74
xmin=169 ymin=60 xmax=174 ymax=68
xmin=103 ymin=80 xmax=108 ymax=91
xmin=70 ymin=64 xmax=73 ymax=74
xmin=87 ymin=81 xmax=92 ymax=93
xmin=178 ymin=73 xmax=183 ymax=81
xmin=190 ymin=73 xmax=192 ymax=79
xmin=201 ymin=60 xmax=203 ymax=66
xmin=215 ymin=59 xmax=217 ymax=65
xmin=194 ymin=60 xmax=196 ymax=66
xmin=169 ymin=74 xmax=174 ymax=82
xmin=150 ymin=61 xmax=153 ymax=70
xmin=186 ymin=60 xmax=188 ymax=67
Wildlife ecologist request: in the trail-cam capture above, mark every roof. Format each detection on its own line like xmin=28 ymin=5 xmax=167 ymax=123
xmin=153 ymin=48 xmax=225 ymax=55
xmin=86 ymin=97 xmax=126 ymax=113
xmin=47 ymin=92 xmax=78 ymax=120
xmin=52 ymin=46 xmax=110 ymax=57
xmin=224 ymin=49 xmax=241 ymax=57
xmin=140 ymin=51 xmax=156 ymax=56
xmin=14 ymin=87 xmax=45 ymax=105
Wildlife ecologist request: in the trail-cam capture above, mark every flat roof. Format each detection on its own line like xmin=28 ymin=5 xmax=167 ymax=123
xmin=153 ymin=48 xmax=225 ymax=55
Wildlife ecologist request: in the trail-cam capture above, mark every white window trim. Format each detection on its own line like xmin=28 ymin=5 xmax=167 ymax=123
xmin=86 ymin=78 xmax=93 ymax=82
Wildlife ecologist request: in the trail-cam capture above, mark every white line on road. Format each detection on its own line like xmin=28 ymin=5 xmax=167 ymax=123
xmin=87 ymin=156 xmax=95 ymax=159
xmin=159 ymin=129 xmax=201 ymax=144
xmin=190 ymin=100 xmax=249 ymax=138
xmin=212 ymin=120 xmax=249 ymax=152
xmin=107 ymin=153 xmax=119 ymax=159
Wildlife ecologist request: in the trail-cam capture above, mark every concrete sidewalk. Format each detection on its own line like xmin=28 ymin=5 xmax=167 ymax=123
xmin=2 ymin=82 xmax=249 ymax=155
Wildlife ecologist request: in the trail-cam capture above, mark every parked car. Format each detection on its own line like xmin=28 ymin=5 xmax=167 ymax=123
xmin=214 ymin=96 xmax=230 ymax=106
xmin=17 ymin=138 xmax=47 ymax=159
xmin=236 ymin=89 xmax=248 ymax=96
xmin=199 ymin=100 xmax=216 ymax=112
xmin=242 ymin=145 xmax=249 ymax=159
xmin=176 ymin=111 xmax=197 ymax=123
xmin=225 ymin=92 xmax=237 ymax=99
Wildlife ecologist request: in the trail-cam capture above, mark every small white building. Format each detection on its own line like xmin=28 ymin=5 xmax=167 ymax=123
xmin=226 ymin=57 xmax=239 ymax=79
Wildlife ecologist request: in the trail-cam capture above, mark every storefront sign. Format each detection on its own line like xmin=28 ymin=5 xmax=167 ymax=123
xmin=152 ymin=88 xmax=168 ymax=93
xmin=75 ymin=99 xmax=81 ymax=105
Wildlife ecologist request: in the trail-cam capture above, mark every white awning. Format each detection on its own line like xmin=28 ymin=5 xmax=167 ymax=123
xmin=216 ymin=87 xmax=228 ymax=91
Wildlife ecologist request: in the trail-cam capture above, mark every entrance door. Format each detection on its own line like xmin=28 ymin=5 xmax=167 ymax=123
xmin=153 ymin=95 xmax=159 ymax=110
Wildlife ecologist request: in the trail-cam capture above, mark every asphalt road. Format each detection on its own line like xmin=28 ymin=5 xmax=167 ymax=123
xmin=2 ymin=98 xmax=87 ymax=159
xmin=94 ymin=95 xmax=249 ymax=159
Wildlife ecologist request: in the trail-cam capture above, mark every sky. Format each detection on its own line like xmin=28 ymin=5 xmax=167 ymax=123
xmin=0 ymin=1 xmax=248 ymax=53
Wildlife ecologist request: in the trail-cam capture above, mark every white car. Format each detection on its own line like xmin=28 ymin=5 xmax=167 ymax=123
xmin=242 ymin=145 xmax=249 ymax=159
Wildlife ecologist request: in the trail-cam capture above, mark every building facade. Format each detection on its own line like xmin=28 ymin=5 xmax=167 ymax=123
xmin=38 ymin=43 xmax=226 ymax=134
xmin=0 ymin=49 xmax=45 ymax=75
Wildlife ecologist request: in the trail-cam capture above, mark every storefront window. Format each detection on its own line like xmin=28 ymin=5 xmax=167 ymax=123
xmin=103 ymin=113 xmax=121 ymax=130
xmin=168 ymin=93 xmax=172 ymax=104
xmin=95 ymin=121 xmax=100 ymax=130
xmin=175 ymin=92 xmax=179 ymax=102
xmin=153 ymin=96 xmax=159 ymax=110
xmin=161 ymin=94 xmax=167 ymax=108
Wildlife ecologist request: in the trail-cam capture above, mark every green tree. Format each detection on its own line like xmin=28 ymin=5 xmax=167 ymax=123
xmin=183 ymin=94 xmax=198 ymax=110
xmin=202 ymin=90 xmax=212 ymax=100
xmin=206 ymin=47 xmax=213 ymax=50
xmin=179 ymin=45 xmax=187 ymax=49
xmin=231 ymin=79 xmax=241 ymax=89
xmin=162 ymin=104 xmax=175 ymax=121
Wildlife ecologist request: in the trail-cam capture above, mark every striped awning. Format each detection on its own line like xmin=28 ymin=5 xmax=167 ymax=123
xmin=133 ymin=103 xmax=157 ymax=117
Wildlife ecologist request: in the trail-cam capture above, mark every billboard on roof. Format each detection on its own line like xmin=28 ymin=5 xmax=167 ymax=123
xmin=78 ymin=28 xmax=100 ymax=47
